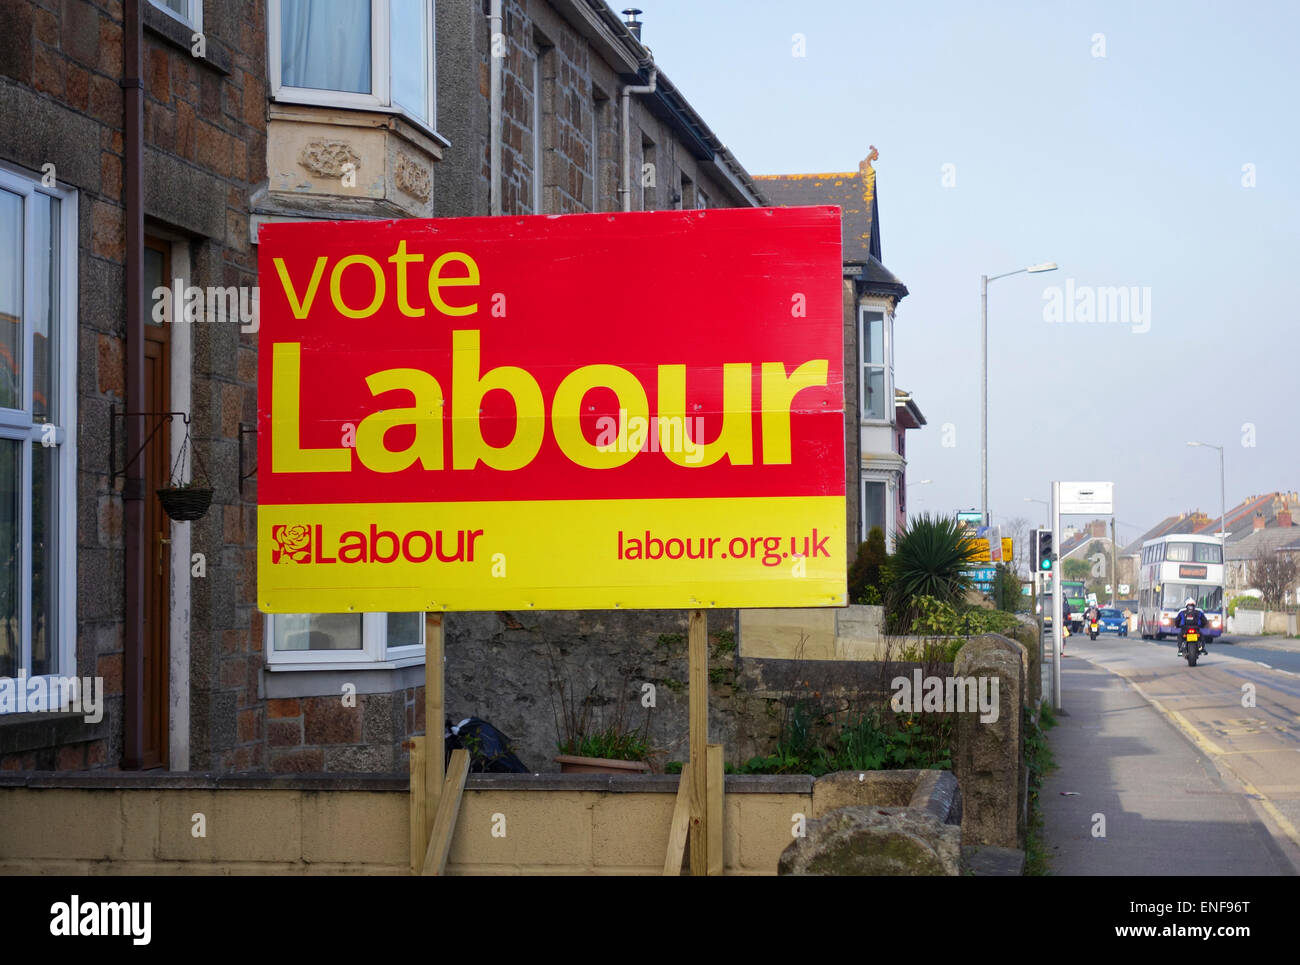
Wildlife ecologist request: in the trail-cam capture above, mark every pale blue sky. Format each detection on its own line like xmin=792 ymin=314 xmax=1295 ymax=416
xmin=636 ymin=0 xmax=1300 ymax=539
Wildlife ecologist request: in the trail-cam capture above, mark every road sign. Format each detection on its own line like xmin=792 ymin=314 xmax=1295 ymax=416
xmin=1060 ymin=481 xmax=1114 ymax=515
xmin=969 ymin=537 xmax=1014 ymax=564
xmin=256 ymin=206 xmax=847 ymax=612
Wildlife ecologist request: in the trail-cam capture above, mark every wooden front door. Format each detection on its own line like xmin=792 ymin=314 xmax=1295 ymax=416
xmin=141 ymin=238 xmax=172 ymax=769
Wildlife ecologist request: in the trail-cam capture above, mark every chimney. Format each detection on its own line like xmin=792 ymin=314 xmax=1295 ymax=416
xmin=1254 ymin=512 xmax=1266 ymax=531
xmin=622 ymin=8 xmax=643 ymax=41
xmin=1280 ymin=509 xmax=1294 ymax=528
xmin=1091 ymin=520 xmax=1106 ymax=538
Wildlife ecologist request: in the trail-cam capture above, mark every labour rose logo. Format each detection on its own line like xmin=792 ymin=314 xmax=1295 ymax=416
xmin=272 ymin=524 xmax=312 ymax=563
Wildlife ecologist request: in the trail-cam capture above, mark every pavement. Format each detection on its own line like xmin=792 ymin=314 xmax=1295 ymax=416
xmin=1040 ymin=634 xmax=1300 ymax=875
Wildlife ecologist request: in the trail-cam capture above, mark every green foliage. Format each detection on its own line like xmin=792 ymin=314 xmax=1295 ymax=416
xmin=1062 ymin=558 xmax=1091 ymax=582
xmin=1228 ymin=594 xmax=1262 ymax=616
xmin=907 ymin=595 xmax=1025 ymax=640
xmin=1024 ymin=704 xmax=1058 ymax=876
xmin=848 ymin=526 xmax=890 ymax=604
xmin=993 ymin=563 xmax=1025 ymax=612
xmin=883 ymin=514 xmax=979 ymax=630
xmin=656 ymin=632 xmax=685 ymax=650
xmin=737 ymin=700 xmax=953 ymax=775
xmin=558 ymin=726 xmax=650 ymax=762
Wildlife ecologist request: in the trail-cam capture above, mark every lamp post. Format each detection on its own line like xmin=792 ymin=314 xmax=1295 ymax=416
xmin=1024 ymin=496 xmax=1049 ymax=528
xmin=982 ymin=262 xmax=1058 ymax=526
xmin=1187 ymin=441 xmax=1228 ymax=547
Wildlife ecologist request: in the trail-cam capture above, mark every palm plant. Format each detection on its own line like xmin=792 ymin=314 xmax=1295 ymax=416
xmin=884 ymin=513 xmax=980 ymax=629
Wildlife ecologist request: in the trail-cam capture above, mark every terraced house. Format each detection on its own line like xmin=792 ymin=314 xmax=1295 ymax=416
xmin=0 ymin=0 xmax=773 ymax=775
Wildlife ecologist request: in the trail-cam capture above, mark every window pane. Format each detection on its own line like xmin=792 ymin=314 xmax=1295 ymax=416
xmin=32 ymin=193 xmax=58 ymax=422
xmin=862 ymin=312 xmax=883 ymax=364
xmin=1166 ymin=542 xmax=1191 ymax=562
xmin=0 ymin=439 xmax=18 ymax=677
xmin=31 ymin=442 xmax=55 ymax=676
xmin=0 ymin=189 xmax=22 ymax=411
xmin=386 ymin=612 xmax=421 ymax=647
xmin=272 ymin=613 xmax=363 ymax=650
xmin=390 ymin=0 xmax=428 ymax=123
xmin=1195 ymin=542 xmax=1222 ymax=564
xmin=863 ymin=481 xmax=886 ymax=537
xmin=281 ymin=0 xmax=372 ymax=94
xmin=863 ymin=367 xmax=885 ymax=419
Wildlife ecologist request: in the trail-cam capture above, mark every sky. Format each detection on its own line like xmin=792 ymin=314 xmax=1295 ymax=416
xmin=632 ymin=0 xmax=1300 ymax=543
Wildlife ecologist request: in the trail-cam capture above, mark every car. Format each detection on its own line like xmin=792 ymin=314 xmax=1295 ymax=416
xmin=1095 ymin=607 xmax=1128 ymax=637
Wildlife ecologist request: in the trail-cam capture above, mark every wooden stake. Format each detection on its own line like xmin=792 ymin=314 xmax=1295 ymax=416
xmin=662 ymin=768 xmax=692 ymax=876
xmin=688 ymin=608 xmax=708 ymax=876
xmin=422 ymin=747 xmax=470 ymax=876
xmin=425 ymin=612 xmax=444 ymax=842
xmin=706 ymin=742 xmax=724 ymax=876
xmin=407 ymin=737 xmax=426 ymax=875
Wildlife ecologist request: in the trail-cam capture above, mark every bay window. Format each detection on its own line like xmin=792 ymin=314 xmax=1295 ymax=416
xmin=266 ymin=611 xmax=425 ymax=671
xmin=859 ymin=307 xmax=891 ymax=421
xmin=270 ymin=0 xmax=436 ymax=130
xmin=0 ymin=165 xmax=76 ymax=688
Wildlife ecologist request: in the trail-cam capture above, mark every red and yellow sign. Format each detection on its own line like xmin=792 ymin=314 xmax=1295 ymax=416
xmin=256 ymin=207 xmax=845 ymax=612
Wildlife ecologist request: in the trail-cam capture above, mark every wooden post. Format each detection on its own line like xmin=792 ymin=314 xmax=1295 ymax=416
xmin=425 ymin=612 xmax=444 ymax=842
xmin=688 ymin=608 xmax=708 ymax=876
xmin=662 ymin=768 xmax=692 ymax=876
xmin=407 ymin=737 xmax=426 ymax=875
xmin=706 ymin=742 xmax=724 ymax=875
xmin=422 ymin=748 xmax=471 ymax=876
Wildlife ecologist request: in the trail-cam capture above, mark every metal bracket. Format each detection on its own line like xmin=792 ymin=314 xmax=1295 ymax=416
xmin=110 ymin=404 xmax=191 ymax=481
xmin=239 ymin=423 xmax=258 ymax=496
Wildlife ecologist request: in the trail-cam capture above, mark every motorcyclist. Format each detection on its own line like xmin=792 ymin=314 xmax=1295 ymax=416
xmin=1173 ymin=597 xmax=1208 ymax=655
xmin=1084 ymin=602 xmax=1101 ymax=626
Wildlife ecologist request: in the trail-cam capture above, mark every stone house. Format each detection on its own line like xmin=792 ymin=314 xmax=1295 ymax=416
xmin=0 ymin=0 xmax=779 ymax=775
xmin=755 ymin=152 xmax=924 ymax=553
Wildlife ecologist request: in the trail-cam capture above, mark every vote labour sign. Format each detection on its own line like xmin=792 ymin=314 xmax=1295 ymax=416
xmin=256 ymin=206 xmax=846 ymax=612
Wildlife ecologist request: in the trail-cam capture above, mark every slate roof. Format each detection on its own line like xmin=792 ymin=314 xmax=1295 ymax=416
xmin=754 ymin=150 xmax=908 ymax=301
xmin=1223 ymin=527 xmax=1300 ymax=561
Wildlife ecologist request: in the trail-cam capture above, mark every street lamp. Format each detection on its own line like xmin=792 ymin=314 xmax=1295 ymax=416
xmin=1187 ymin=441 xmax=1228 ymax=546
xmin=982 ymin=262 xmax=1058 ymax=525
xmin=1024 ymin=496 xmax=1049 ymax=528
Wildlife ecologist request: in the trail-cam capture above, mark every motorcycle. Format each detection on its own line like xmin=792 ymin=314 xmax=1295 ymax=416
xmin=1088 ymin=619 xmax=1099 ymax=641
xmin=1179 ymin=626 xmax=1205 ymax=667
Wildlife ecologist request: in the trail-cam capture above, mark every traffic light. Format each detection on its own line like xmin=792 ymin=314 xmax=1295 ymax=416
xmin=1037 ymin=529 xmax=1054 ymax=571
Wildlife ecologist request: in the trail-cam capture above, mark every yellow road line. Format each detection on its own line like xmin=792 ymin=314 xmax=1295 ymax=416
xmin=1125 ymin=673 xmax=1300 ymax=858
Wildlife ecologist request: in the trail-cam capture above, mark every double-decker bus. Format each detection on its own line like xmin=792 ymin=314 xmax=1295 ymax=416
xmin=1137 ymin=534 xmax=1225 ymax=640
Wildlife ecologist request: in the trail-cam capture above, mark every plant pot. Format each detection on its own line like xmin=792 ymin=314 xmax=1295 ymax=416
xmin=554 ymin=754 xmax=652 ymax=775
xmin=156 ymin=486 xmax=214 ymax=521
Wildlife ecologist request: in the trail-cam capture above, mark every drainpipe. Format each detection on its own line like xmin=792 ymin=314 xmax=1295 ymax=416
xmin=121 ymin=0 xmax=146 ymax=768
xmin=620 ymin=66 xmax=656 ymax=211
xmin=489 ymin=0 xmax=502 ymax=215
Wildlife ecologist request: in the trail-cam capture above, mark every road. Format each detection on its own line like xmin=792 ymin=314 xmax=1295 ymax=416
xmin=1042 ymin=632 xmax=1300 ymax=875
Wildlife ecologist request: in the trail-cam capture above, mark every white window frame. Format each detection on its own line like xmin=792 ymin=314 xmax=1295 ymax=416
xmin=0 ymin=162 xmax=78 ymax=703
xmin=858 ymin=304 xmax=893 ymax=424
xmin=264 ymin=612 xmax=425 ymax=672
xmin=149 ymin=0 xmax=203 ymax=32
xmin=267 ymin=0 xmax=437 ymax=135
xmin=860 ymin=475 xmax=892 ymax=546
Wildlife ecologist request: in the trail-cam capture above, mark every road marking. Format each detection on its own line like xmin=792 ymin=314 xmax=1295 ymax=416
xmin=1120 ymin=671 xmax=1300 ymax=861
xmin=1258 ymin=662 xmax=1273 ymax=669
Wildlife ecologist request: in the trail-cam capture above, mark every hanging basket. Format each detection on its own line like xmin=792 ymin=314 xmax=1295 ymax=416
xmin=156 ymin=485 xmax=214 ymax=521
xmin=155 ymin=422 xmax=213 ymax=521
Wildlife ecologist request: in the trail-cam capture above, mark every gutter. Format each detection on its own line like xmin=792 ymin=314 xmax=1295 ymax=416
xmin=121 ymin=0 xmax=146 ymax=768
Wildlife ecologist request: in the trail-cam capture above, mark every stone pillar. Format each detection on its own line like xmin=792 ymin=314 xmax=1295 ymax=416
xmin=952 ymin=633 xmax=1026 ymax=848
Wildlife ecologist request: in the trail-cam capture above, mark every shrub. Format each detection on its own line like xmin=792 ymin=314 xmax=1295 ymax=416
xmin=848 ymin=526 xmax=889 ymax=604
